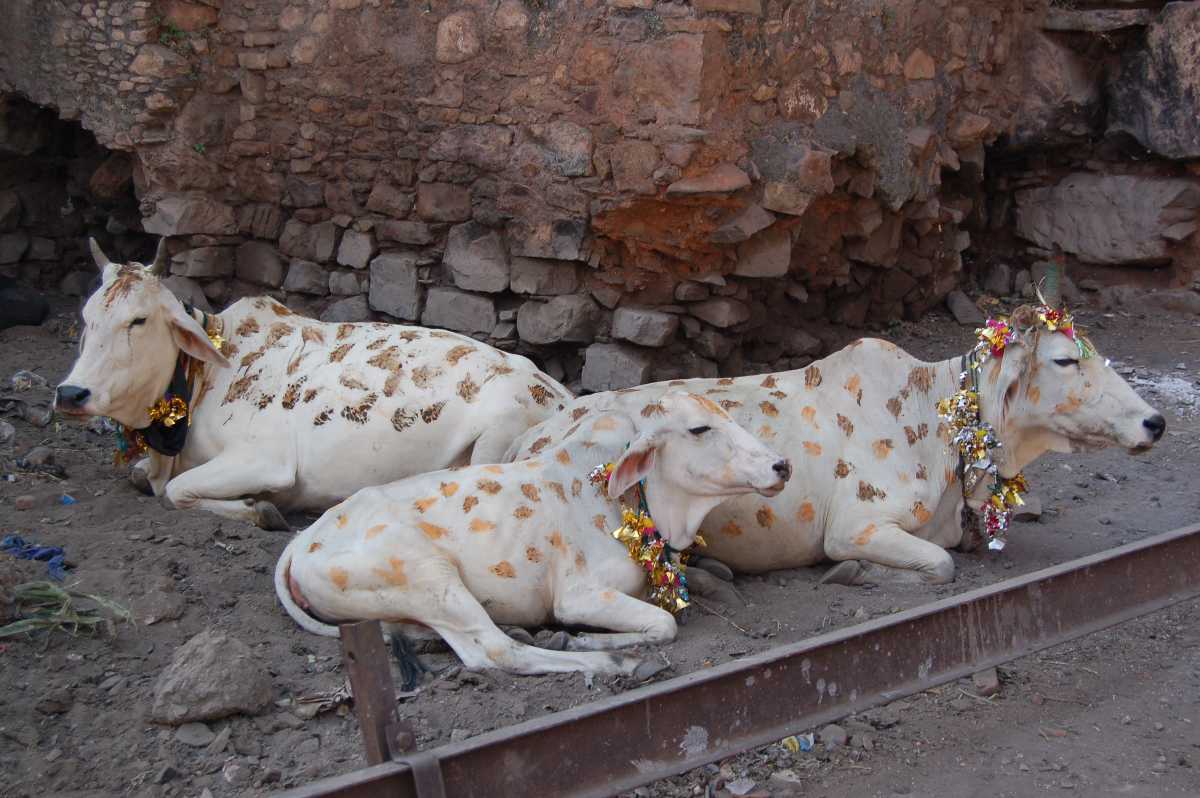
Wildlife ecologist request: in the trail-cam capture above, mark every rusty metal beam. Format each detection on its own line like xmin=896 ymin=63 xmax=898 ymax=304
xmin=278 ymin=524 xmax=1200 ymax=798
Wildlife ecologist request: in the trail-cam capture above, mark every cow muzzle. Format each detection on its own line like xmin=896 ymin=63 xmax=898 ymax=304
xmin=1130 ymin=413 xmax=1166 ymax=452
xmin=758 ymin=458 xmax=792 ymax=497
xmin=55 ymin=384 xmax=93 ymax=415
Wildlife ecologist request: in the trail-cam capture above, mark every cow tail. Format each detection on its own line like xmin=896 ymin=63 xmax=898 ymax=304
xmin=273 ymin=536 xmax=340 ymax=638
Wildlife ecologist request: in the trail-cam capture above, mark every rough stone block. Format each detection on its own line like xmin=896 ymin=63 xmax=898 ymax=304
xmin=329 ymin=271 xmax=366 ymax=296
xmin=516 ymin=295 xmax=601 ymax=344
xmin=542 ymin=121 xmax=594 ymax=177
xmin=666 ymin=163 xmax=750 ymax=197
xmin=507 ymin=218 xmax=587 ymax=261
xmin=444 ymin=222 xmax=510 ymax=293
xmin=416 ymin=183 xmax=471 ymax=222
xmin=27 ymin=238 xmax=56 ymax=261
xmin=945 ymin=290 xmax=984 ymax=325
xmin=369 ymin=253 xmax=422 ymax=320
xmin=150 ymin=629 xmax=273 ymax=725
xmin=144 ymin=195 xmax=237 ymax=236
xmin=611 ymin=140 xmax=659 ymax=195
xmin=436 ymin=11 xmax=481 ymax=64
xmin=377 ymin=220 xmax=434 ymax=245
xmin=711 ymin=204 xmax=775 ymax=244
xmin=422 ymin=287 xmax=496 ymax=334
xmin=582 ymin=343 xmax=654 ymax=392
xmin=321 ymin=295 xmax=372 ymax=323
xmin=734 ymin=225 xmax=792 ymax=277
xmin=510 ymin=257 xmax=580 ymax=295
xmin=982 ymin=263 xmax=1013 ymax=296
xmin=234 ymin=241 xmax=283 ymax=287
xmin=365 ymin=182 xmax=415 ymax=218
xmin=171 ymin=247 xmax=234 ymax=278
xmin=283 ymin=259 xmax=329 ymax=295
xmin=690 ymin=298 xmax=750 ymax=328
xmin=611 ymin=307 xmax=679 ymax=347
xmin=337 ymin=230 xmax=376 ymax=270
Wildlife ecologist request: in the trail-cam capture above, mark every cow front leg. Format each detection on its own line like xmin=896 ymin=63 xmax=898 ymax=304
xmin=552 ymin=588 xmax=678 ymax=654
xmin=163 ymin=450 xmax=296 ymax=530
xmin=824 ymin=521 xmax=956 ymax=585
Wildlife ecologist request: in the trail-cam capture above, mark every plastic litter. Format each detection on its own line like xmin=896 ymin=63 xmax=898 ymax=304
xmin=1 ymin=535 xmax=67 ymax=581
xmin=781 ymin=733 xmax=814 ymax=753
xmin=60 ymin=494 xmax=77 ymax=505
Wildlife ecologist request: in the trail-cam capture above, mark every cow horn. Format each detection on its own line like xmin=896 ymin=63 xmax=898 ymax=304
xmin=88 ymin=237 xmax=113 ymax=269
xmin=148 ymin=237 xmax=170 ymax=276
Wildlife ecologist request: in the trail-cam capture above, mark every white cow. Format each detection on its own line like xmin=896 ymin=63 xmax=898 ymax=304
xmin=506 ymin=308 xmax=1165 ymax=585
xmin=274 ymin=390 xmax=791 ymax=676
xmin=54 ymin=239 xmax=572 ymax=529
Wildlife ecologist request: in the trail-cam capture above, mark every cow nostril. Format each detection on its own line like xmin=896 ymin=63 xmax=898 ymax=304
xmin=1143 ymin=414 xmax=1166 ymax=442
xmin=55 ymin=385 xmax=91 ymax=408
xmin=772 ymin=460 xmax=792 ymax=481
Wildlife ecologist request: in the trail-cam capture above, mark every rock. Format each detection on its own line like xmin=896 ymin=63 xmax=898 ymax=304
xmin=423 ymin=287 xmax=496 ymax=334
xmin=436 ymin=11 xmax=482 ymax=64
xmin=365 ymin=182 xmax=414 ymax=218
xmin=612 ymin=34 xmax=705 ymax=127
xmin=581 ymin=343 xmax=654 ymax=392
xmin=1014 ymin=269 xmax=1032 ymax=296
xmin=0 ymin=189 xmax=20 ymax=232
xmin=1015 ymin=174 xmax=1200 ymax=265
xmin=946 ymin=291 xmax=984 ymax=325
xmin=0 ymin=420 xmax=13 ymax=446
xmin=541 ymin=121 xmax=594 ymax=177
xmin=429 ymin=125 xmax=513 ymax=172
xmin=377 ymin=220 xmax=434 ymax=246
xmin=321 ymin=295 xmax=372 ymax=323
xmin=1140 ymin=288 xmax=1200 ymax=316
xmin=510 ymin=257 xmax=579 ymax=296
xmin=444 ymin=222 xmax=510 ymax=293
xmin=26 ymin=238 xmax=55 ymax=261
xmin=516 ymin=295 xmax=601 ymax=344
xmin=14 ymin=494 xmax=33 ymax=510
xmin=693 ymin=0 xmax=761 ymax=12
xmin=982 ymin=263 xmax=1012 ymax=296
xmin=328 ymin=271 xmax=366 ymax=296
xmin=283 ymin=260 xmax=329 ymax=295
xmin=143 ymin=195 xmax=238 ymax=236
xmin=665 ymin=163 xmax=751 ymax=198
xmin=163 ymin=0 xmax=218 ymax=31
xmin=782 ymin=328 xmax=821 ymax=356
xmin=160 ymin=276 xmax=212 ymax=313
xmin=34 ymin=687 xmax=74 ymax=715
xmin=711 ymin=204 xmax=775 ymax=244
xmin=821 ymin=723 xmax=848 ymax=748
xmin=1044 ymin=8 xmax=1155 ymax=33
xmin=768 ymin=768 xmax=803 ymax=794
xmin=336 ymin=231 xmax=376 ymax=270
xmin=1108 ymin=3 xmax=1200 ymax=159
xmin=735 ymin=226 xmax=792 ymax=278
xmin=149 ymin=629 xmax=273 ymax=724
xmin=416 ymin=183 xmax=471 ymax=222
xmin=611 ymin=140 xmax=660 ymax=195
xmin=0 ymin=232 xmax=30 ymax=263
xmin=904 ymin=48 xmax=936 ymax=80
xmin=674 ymin=281 xmax=709 ymax=302
xmin=59 ymin=270 xmax=93 ymax=297
xmin=971 ymin=667 xmax=1001 ymax=698
xmin=1010 ymin=33 xmax=1100 ymax=149
xmin=171 ymin=247 xmax=234 ymax=279
xmin=1013 ymin=493 xmax=1042 ymax=522
xmin=175 ymin=722 xmax=216 ymax=747
xmin=611 ymin=307 xmax=679 ymax=347
xmin=693 ymin=329 xmax=733 ymax=360
xmin=507 ymin=218 xmax=587 ymax=261
xmin=369 ymin=253 xmax=422 ymax=320
xmin=751 ymin=137 xmax=834 ymax=217
xmin=690 ymin=298 xmax=750 ymax=328
xmin=235 ymin=242 xmax=284 ymax=287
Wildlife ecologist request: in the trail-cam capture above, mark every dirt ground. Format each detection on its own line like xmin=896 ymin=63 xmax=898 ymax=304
xmin=0 ymin=293 xmax=1198 ymax=798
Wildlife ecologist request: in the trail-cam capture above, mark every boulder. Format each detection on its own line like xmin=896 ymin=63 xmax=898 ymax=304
xmin=982 ymin=263 xmax=1012 ymax=296
xmin=581 ymin=343 xmax=654 ymax=392
xmin=945 ymin=290 xmax=984 ymax=325
xmin=59 ymin=271 xmax=94 ymax=297
xmin=1108 ymin=2 xmax=1200 ymax=159
xmin=235 ymin=241 xmax=284 ymax=287
xmin=336 ymin=230 xmax=376 ymax=270
xmin=143 ymin=195 xmax=237 ymax=236
xmin=328 ymin=271 xmax=366 ymax=296
xmin=690 ymin=298 xmax=750 ymax=328
xmin=611 ymin=307 xmax=679 ymax=347
xmin=429 ymin=125 xmax=513 ymax=172
xmin=750 ymin=133 xmax=834 ymax=216
xmin=436 ymin=11 xmax=482 ymax=64
xmin=369 ymin=253 xmax=422 ymax=320
xmin=1015 ymin=173 xmax=1200 ymax=265
xmin=711 ymin=204 xmax=775 ymax=244
xmin=1009 ymin=33 xmax=1100 ymax=149
xmin=507 ymin=218 xmax=587 ymax=261
xmin=0 ymin=277 xmax=49 ymax=330
xmin=510 ymin=257 xmax=580 ymax=295
xmin=540 ymin=122 xmax=593 ymax=178
xmin=734 ymin=225 xmax=792 ymax=278
xmin=612 ymin=34 xmax=705 ymax=127
xmin=283 ymin=260 xmax=329 ymax=295
xmin=610 ymin=140 xmax=660 ymax=195
xmin=171 ymin=247 xmax=234 ymax=278
xmin=416 ymin=183 xmax=471 ymax=222
xmin=1044 ymin=8 xmax=1155 ymax=33
xmin=377 ymin=220 xmax=434 ymax=246
xmin=149 ymin=629 xmax=273 ymax=725
xmin=321 ymin=295 xmax=372 ymax=323
xmin=365 ymin=182 xmax=415 ymax=218
xmin=516 ymin=295 xmax=601 ymax=344
xmin=444 ymin=222 xmax=509 ymax=293
xmin=422 ymin=287 xmax=496 ymax=334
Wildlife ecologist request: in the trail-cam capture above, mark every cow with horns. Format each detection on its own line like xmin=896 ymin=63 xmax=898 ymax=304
xmin=55 ymin=238 xmax=573 ymax=529
xmin=506 ymin=304 xmax=1166 ymax=585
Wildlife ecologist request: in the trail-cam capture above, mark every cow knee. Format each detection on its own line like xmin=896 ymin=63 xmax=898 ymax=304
xmin=924 ymin=553 xmax=956 ymax=584
xmin=644 ymin=613 xmax=677 ymax=644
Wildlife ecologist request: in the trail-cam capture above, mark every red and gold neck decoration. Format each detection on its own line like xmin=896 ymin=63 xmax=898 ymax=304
xmin=937 ymin=300 xmax=1092 ymax=550
xmin=587 ymin=461 xmax=704 ymax=614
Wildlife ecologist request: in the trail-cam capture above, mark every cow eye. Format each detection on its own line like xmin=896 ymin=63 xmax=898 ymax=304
xmin=688 ymin=425 xmax=711 ymax=436
xmin=1053 ymin=358 xmax=1078 ymax=367
xmin=129 ymin=317 xmax=147 ymax=328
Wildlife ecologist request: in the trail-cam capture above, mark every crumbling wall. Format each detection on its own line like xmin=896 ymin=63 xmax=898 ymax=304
xmin=1 ymin=0 xmax=1196 ymax=389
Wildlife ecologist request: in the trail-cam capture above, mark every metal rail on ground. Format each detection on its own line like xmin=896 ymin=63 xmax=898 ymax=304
xmin=278 ymin=523 xmax=1200 ymax=798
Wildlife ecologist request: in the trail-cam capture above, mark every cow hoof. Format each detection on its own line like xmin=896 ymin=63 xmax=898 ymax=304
xmin=631 ymin=656 xmax=671 ymax=683
xmin=505 ymin=627 xmax=535 ymax=646
xmin=687 ymin=568 xmax=745 ymax=606
xmin=692 ymin=556 xmax=734 ymax=582
xmin=128 ymin=467 xmax=153 ymax=496
xmin=254 ymin=501 xmax=291 ymax=532
xmin=820 ymin=560 xmax=866 ymax=586
xmin=543 ymin=630 xmax=571 ymax=651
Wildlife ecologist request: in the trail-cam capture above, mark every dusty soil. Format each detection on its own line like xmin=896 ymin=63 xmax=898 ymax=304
xmin=0 ymin=294 xmax=1197 ymax=798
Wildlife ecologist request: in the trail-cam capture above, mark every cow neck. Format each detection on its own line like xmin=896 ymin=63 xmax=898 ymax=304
xmin=116 ymin=304 xmax=223 ymax=462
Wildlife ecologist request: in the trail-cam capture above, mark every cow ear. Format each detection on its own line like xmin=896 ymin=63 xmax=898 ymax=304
xmin=164 ymin=300 xmax=230 ymax=368
xmin=608 ymin=435 xmax=659 ymax=498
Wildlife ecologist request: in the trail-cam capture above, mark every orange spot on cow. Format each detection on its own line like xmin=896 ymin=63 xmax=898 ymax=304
xmin=548 ymin=531 xmax=566 ymax=551
xmin=462 ymin=495 xmax=479 ymax=513
xmin=556 ymin=449 xmax=571 ymax=465
xmin=944 ymin=467 xmax=957 ymax=485
xmin=484 ymin=465 xmax=503 ymax=474
xmin=1055 ymin=393 xmax=1083 ymax=414
xmin=365 ymin=524 xmax=387 ymax=539
xmin=912 ymin=502 xmax=932 ymax=525
xmin=689 ymin=394 xmax=725 ymax=415
xmin=336 ymin=515 xmax=348 ymax=529
xmin=872 ymin=439 xmax=894 ymax=459
xmin=418 ymin=521 xmax=448 ymax=540
xmin=307 ymin=541 xmax=323 ymax=553
xmin=801 ymin=406 xmax=818 ymax=426
xmin=593 ymin=416 xmax=618 ymax=432
xmin=853 ymin=524 xmax=878 ymax=546
xmin=440 ymin=481 xmax=459 ymax=497
xmin=720 ymin=520 xmax=744 ymax=537
xmin=469 ymin=518 xmax=495 ymax=533
xmin=490 ymin=561 xmax=516 ymax=578
xmin=525 ymin=546 xmax=543 ymax=564
xmin=803 ymin=441 xmax=822 ymax=456
xmin=520 ymin=484 xmax=541 ymax=502
xmin=514 ymin=505 xmax=534 ymax=520
xmin=1026 ymin=385 xmax=1041 ymax=404
xmin=797 ymin=502 xmax=815 ymax=523
xmin=413 ymin=496 xmax=438 ymax=513
xmin=834 ymin=459 xmax=852 ymax=478
xmin=756 ymin=506 xmax=776 ymax=528
xmin=530 ymin=436 xmax=552 ymax=454
xmin=760 ymin=400 xmax=779 ymax=417
xmin=372 ymin=557 xmax=407 ymax=587
xmin=329 ymin=567 xmax=349 ymax=590
xmin=477 ymin=479 xmax=502 ymax=495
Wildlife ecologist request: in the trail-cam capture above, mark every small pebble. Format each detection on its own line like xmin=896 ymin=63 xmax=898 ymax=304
xmin=14 ymin=494 xmax=34 ymax=511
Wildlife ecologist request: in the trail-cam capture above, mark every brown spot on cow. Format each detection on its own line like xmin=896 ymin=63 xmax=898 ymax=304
xmin=240 ymin=349 xmax=265 ymax=370
xmin=575 ymin=550 xmax=587 ymax=569
xmin=520 ymin=484 xmax=541 ymax=503
xmin=469 ymin=518 xmax=495 ymax=533
xmin=421 ymin=401 xmax=446 ymax=424
xmin=592 ymin=514 xmax=608 ymax=532
xmin=760 ymin=400 xmax=780 ymax=417
xmin=770 ymin=390 xmax=788 ymax=400
xmin=834 ymin=459 xmax=852 ymax=478
xmin=457 ymin=374 xmax=480 ymax=403
xmin=367 ymin=345 xmax=402 ymax=371
xmin=438 ymin=482 xmax=459 ymax=498
xmin=837 ymin=413 xmax=855 ymax=437
xmin=912 ymin=502 xmax=933 ymax=525
xmin=690 ymin=395 xmax=725 ymax=415
xmin=853 ymin=523 xmax=878 ymax=547
xmin=529 ymin=384 xmax=552 ymax=406
xmin=313 ymin=408 xmax=333 ymax=426
xmin=365 ymin=337 xmax=389 ymax=351
xmin=525 ymin=546 xmax=543 ymax=564
xmin=287 ymin=351 xmax=308 ymax=376
xmin=761 ymin=375 xmax=778 ymax=389
xmin=329 ymin=343 xmax=353 ymax=363
xmin=1055 ymin=393 xmax=1083 ymax=414
xmin=256 ymin=392 xmax=276 ymax=410
xmin=301 ymin=327 xmax=325 ymax=346
xmin=545 ymin=481 xmax=567 ymax=503
xmin=391 ymin=407 xmax=417 ymax=432
xmin=270 ymin=303 xmax=294 ymax=317
xmin=916 ymin=463 xmax=929 ymax=481
xmin=907 ymin=366 xmax=934 ymax=394
xmin=803 ymin=441 xmax=822 ymax=456
xmin=944 ymin=467 xmax=957 ymax=485
xmin=548 ymin=531 xmax=566 ymax=552
xmin=873 ymin=439 xmax=894 ymax=459
xmin=484 ymin=465 xmax=503 ymax=474
xmin=797 ymin=502 xmax=816 ymax=523
xmin=281 ymin=377 xmax=308 ymax=410
xmin=418 ymin=521 xmax=448 ymax=540
xmin=593 ymin=416 xmax=618 ymax=432
xmin=411 ymin=365 xmax=442 ymax=388
xmin=266 ymin=322 xmax=295 ymax=348
xmin=490 ymin=561 xmax=516 ymax=579
xmin=756 ymin=505 xmax=776 ymax=528
xmin=530 ymin=436 xmax=553 ymax=454
xmin=1026 ymin=385 xmax=1041 ymax=404
xmin=329 ymin=567 xmax=349 ymax=590
xmin=372 ymin=557 xmax=408 ymax=588
xmin=804 ymin=366 xmax=822 ymax=388
xmin=477 ymin=479 xmax=502 ymax=495
xmin=571 ymin=479 xmax=583 ymax=498
xmin=342 ymin=392 xmax=378 ymax=424
xmin=307 ymin=541 xmax=323 ymax=553
xmin=413 ymin=496 xmax=438 ymax=513
xmin=718 ymin=377 xmax=735 ymax=386
xmin=571 ymin=407 xmax=589 ymax=421
xmin=101 ymin=270 xmax=140 ymax=309
xmin=886 ymin=396 xmax=903 ymax=418
xmin=302 ymin=387 xmax=320 ymax=404
xmin=720 ymin=520 xmax=744 ymax=537
xmin=720 ymin=399 xmax=743 ymax=411
xmin=382 ymin=372 xmax=404 ymax=398
xmin=445 ymin=344 xmax=474 ymax=365
xmin=236 ymin=317 xmax=260 ymax=337
xmin=857 ymin=481 xmax=887 ymax=502
xmin=336 ymin=323 xmax=355 ymax=341
xmin=555 ymin=450 xmax=571 ymax=465
xmin=339 ymin=373 xmax=370 ymax=391
xmin=395 ymin=330 xmax=422 ymax=343
xmin=800 ymin=406 xmax=818 ymax=427
xmin=462 ymin=495 xmax=479 ymax=513
xmin=641 ymin=402 xmax=666 ymax=418
xmin=224 ymin=372 xmax=260 ymax=404
xmin=365 ymin=524 xmax=387 ymax=539
xmin=757 ymin=424 xmax=777 ymax=440
xmin=844 ymin=373 xmax=862 ymax=401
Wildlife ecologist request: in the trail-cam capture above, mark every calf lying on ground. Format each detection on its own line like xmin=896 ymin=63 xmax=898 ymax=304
xmin=54 ymin=239 xmax=570 ymax=529
xmin=506 ymin=305 xmax=1165 ymax=585
xmin=275 ymin=391 xmax=791 ymax=676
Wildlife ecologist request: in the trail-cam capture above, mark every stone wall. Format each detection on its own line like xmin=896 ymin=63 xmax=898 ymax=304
xmin=1 ymin=0 xmax=1197 ymax=390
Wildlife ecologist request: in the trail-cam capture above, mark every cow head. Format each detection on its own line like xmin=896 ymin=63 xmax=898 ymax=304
xmin=55 ymin=238 xmax=230 ymax=428
xmin=979 ymin=305 xmax=1165 ymax=470
xmin=607 ymin=390 xmax=791 ymax=549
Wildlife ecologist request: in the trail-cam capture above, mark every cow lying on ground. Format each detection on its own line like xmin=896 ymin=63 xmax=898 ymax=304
xmin=54 ymin=239 xmax=572 ymax=529
xmin=506 ymin=307 xmax=1165 ymax=585
xmin=274 ymin=390 xmax=791 ymax=675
